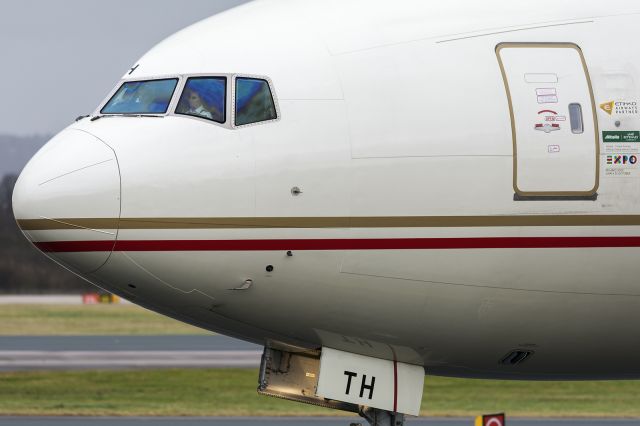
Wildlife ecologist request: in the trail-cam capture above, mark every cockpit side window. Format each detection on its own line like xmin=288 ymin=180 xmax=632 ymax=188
xmin=101 ymin=79 xmax=178 ymax=114
xmin=176 ymin=77 xmax=226 ymax=123
xmin=235 ymin=78 xmax=277 ymax=126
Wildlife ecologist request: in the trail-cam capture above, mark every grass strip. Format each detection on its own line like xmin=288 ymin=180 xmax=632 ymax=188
xmin=0 ymin=369 xmax=325 ymax=416
xmin=1 ymin=369 xmax=640 ymax=417
xmin=0 ymin=304 xmax=209 ymax=335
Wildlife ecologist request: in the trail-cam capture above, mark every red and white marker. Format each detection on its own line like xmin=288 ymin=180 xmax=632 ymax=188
xmin=475 ymin=413 xmax=506 ymax=426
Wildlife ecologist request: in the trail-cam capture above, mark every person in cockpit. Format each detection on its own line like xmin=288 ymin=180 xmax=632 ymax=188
xmin=175 ymin=78 xmax=225 ymax=122
xmin=184 ymin=89 xmax=213 ymax=119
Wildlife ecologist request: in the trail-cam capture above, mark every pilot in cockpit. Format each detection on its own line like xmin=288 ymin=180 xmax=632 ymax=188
xmin=184 ymin=89 xmax=213 ymax=119
xmin=176 ymin=78 xmax=225 ymax=122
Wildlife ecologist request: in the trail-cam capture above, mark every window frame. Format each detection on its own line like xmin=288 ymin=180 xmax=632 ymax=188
xmin=98 ymin=76 xmax=180 ymax=116
xmin=231 ymin=74 xmax=280 ymax=129
xmin=174 ymin=76 xmax=228 ymax=124
xmin=94 ymin=73 xmax=279 ymax=129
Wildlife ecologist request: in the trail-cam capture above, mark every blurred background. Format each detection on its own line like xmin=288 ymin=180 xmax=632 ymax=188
xmin=0 ymin=0 xmax=248 ymax=294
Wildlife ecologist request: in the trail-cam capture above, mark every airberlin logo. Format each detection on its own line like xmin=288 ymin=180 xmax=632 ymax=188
xmin=607 ymin=155 xmax=638 ymax=165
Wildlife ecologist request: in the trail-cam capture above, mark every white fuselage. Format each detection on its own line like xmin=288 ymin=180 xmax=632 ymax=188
xmin=12 ymin=0 xmax=640 ymax=380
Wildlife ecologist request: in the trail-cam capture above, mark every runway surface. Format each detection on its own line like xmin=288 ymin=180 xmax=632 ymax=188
xmin=0 ymin=335 xmax=262 ymax=370
xmin=0 ymin=417 xmax=636 ymax=426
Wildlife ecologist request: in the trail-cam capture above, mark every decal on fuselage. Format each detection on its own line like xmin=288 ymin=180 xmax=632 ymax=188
xmin=535 ymin=110 xmax=564 ymax=133
xmin=600 ymin=100 xmax=639 ymax=116
xmin=603 ymin=130 xmax=640 ymax=143
xmin=536 ymin=88 xmax=559 ymax=104
xmin=602 ymin=131 xmax=640 ymax=154
xmin=604 ymin=153 xmax=640 ymax=177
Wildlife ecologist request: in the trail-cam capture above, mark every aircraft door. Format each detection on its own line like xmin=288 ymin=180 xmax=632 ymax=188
xmin=496 ymin=43 xmax=599 ymax=199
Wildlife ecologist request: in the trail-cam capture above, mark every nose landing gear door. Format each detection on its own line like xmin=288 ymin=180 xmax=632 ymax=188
xmin=496 ymin=43 xmax=599 ymax=200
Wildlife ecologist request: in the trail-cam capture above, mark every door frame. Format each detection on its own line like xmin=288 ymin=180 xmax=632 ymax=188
xmin=495 ymin=42 xmax=600 ymax=198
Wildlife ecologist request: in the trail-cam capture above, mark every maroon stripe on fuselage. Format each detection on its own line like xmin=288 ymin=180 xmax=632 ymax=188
xmin=33 ymin=236 xmax=640 ymax=252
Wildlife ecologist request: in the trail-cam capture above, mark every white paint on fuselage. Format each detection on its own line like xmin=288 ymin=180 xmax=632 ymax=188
xmin=12 ymin=0 xmax=640 ymax=379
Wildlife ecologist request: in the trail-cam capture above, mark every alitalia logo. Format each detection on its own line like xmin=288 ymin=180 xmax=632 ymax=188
xmin=603 ymin=131 xmax=640 ymax=143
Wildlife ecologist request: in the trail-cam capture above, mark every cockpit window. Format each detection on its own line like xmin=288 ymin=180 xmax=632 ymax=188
xmin=176 ymin=77 xmax=226 ymax=123
xmin=101 ymin=79 xmax=178 ymax=114
xmin=235 ymin=78 xmax=277 ymax=126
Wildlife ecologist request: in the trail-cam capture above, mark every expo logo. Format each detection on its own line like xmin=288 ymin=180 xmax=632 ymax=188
xmin=607 ymin=155 xmax=638 ymax=165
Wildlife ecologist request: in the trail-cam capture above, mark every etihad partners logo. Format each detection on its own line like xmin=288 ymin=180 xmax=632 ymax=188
xmin=600 ymin=100 xmax=638 ymax=115
xmin=600 ymin=101 xmax=615 ymax=115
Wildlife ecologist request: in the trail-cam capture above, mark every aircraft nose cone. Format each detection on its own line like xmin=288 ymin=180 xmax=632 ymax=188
xmin=12 ymin=129 xmax=121 ymax=274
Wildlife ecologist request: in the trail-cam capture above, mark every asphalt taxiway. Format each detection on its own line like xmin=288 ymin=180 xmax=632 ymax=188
xmin=0 ymin=335 xmax=258 ymax=351
xmin=0 ymin=335 xmax=261 ymax=370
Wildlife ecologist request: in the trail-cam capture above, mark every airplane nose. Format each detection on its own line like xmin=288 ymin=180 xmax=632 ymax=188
xmin=12 ymin=129 xmax=121 ymax=274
